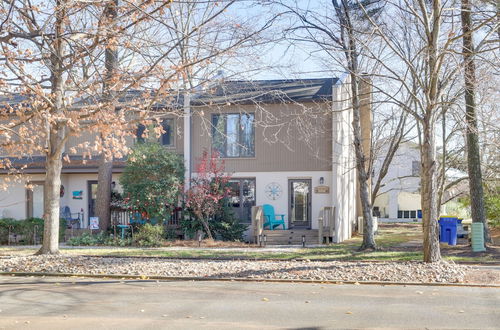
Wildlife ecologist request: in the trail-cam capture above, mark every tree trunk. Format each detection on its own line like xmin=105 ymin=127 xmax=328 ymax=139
xmin=338 ymin=3 xmax=376 ymax=250
xmin=38 ymin=152 xmax=64 ymax=254
xmin=421 ymin=120 xmax=441 ymax=262
xmin=418 ymin=0 xmax=442 ymax=263
xmin=96 ymin=155 xmax=113 ymax=231
xmin=461 ymin=0 xmax=490 ymax=243
xmin=37 ymin=0 xmax=66 ymax=255
xmin=96 ymin=0 xmax=119 ymax=231
xmin=351 ymin=74 xmax=376 ymax=250
xmin=199 ymin=218 xmax=213 ymax=240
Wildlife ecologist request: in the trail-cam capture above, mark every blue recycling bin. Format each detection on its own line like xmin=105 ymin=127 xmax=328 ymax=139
xmin=438 ymin=216 xmax=458 ymax=245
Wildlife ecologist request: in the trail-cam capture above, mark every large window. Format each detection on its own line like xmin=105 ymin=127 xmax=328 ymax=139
xmin=212 ymin=113 xmax=255 ymax=158
xmin=136 ymin=118 xmax=174 ymax=147
xmin=227 ymin=178 xmax=256 ymax=223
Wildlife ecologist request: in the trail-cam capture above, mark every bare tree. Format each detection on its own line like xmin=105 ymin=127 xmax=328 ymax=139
xmin=95 ymin=0 xmax=119 ymax=231
xmin=0 ymin=0 xmax=162 ymax=253
xmin=272 ymin=0 xmax=392 ymax=250
xmin=461 ymin=0 xmax=489 ymax=242
xmin=361 ymin=0 xmax=498 ymax=261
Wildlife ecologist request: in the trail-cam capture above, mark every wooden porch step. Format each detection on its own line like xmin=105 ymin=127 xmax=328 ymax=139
xmin=261 ymin=229 xmax=319 ymax=245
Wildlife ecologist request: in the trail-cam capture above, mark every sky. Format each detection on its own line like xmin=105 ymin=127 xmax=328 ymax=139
xmin=224 ymin=0 xmax=343 ymax=81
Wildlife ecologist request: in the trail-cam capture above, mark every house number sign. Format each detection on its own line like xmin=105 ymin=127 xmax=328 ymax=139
xmin=314 ymin=185 xmax=330 ymax=194
xmin=265 ymin=182 xmax=283 ymax=200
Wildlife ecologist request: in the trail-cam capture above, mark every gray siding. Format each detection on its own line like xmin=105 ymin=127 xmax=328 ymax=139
xmin=191 ymin=102 xmax=332 ymax=172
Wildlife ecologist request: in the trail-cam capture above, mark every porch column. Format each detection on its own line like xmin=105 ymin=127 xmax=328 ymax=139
xmin=331 ymin=75 xmax=356 ymax=243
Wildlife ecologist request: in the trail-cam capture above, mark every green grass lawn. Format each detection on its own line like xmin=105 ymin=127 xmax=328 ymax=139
xmin=1 ymin=223 xmax=497 ymax=263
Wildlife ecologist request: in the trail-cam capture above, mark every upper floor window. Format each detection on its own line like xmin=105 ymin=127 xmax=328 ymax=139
xmin=160 ymin=119 xmax=174 ymax=147
xmin=136 ymin=118 xmax=174 ymax=147
xmin=212 ymin=113 xmax=255 ymax=158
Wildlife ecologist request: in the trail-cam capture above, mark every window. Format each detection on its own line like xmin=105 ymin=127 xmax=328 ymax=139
xmin=212 ymin=113 xmax=255 ymax=157
xmin=136 ymin=119 xmax=174 ymax=147
xmin=226 ymin=178 xmax=256 ymax=223
xmin=160 ymin=119 xmax=174 ymax=147
xmin=136 ymin=124 xmax=146 ymax=143
xmin=412 ymin=160 xmax=421 ymax=176
xmin=397 ymin=210 xmax=403 ymax=219
xmin=403 ymin=210 xmax=410 ymax=218
xmin=410 ymin=210 xmax=416 ymax=218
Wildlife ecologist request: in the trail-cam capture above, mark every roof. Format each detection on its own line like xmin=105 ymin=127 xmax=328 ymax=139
xmin=1 ymin=78 xmax=339 ymax=109
xmin=0 ymin=155 xmax=126 ymax=174
xmin=0 ymin=93 xmax=27 ymax=104
xmin=0 ymin=78 xmax=338 ymax=172
xmin=193 ymin=78 xmax=338 ymax=105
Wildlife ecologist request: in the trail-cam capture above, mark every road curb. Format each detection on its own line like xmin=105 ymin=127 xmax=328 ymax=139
xmin=1 ymin=271 xmax=499 ymax=288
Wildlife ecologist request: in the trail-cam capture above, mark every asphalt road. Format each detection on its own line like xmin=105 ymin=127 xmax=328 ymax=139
xmin=0 ymin=276 xmax=498 ymax=329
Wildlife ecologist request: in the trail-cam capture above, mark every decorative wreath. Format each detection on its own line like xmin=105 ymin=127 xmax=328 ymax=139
xmin=264 ymin=182 xmax=282 ymax=200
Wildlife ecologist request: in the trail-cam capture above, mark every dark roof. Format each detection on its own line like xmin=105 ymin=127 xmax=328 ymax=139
xmin=1 ymin=78 xmax=338 ymax=109
xmin=0 ymin=155 xmax=126 ymax=174
xmin=0 ymin=94 xmax=25 ymax=103
xmin=193 ymin=78 xmax=338 ymax=105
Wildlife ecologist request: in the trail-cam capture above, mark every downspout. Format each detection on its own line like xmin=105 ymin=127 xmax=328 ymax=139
xmin=183 ymin=92 xmax=191 ymax=191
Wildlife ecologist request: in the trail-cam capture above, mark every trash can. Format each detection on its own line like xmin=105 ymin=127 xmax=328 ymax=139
xmin=439 ymin=216 xmax=458 ymax=245
xmin=471 ymin=222 xmax=486 ymax=252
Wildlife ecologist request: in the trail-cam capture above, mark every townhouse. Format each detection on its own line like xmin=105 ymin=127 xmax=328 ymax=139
xmin=0 ymin=77 xmax=371 ymax=243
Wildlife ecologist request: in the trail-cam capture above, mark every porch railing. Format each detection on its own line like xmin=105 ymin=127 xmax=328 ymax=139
xmin=318 ymin=206 xmax=335 ymax=244
xmin=251 ymin=205 xmax=264 ymax=244
xmin=111 ymin=209 xmax=130 ymax=226
xmin=110 ymin=208 xmax=182 ymax=227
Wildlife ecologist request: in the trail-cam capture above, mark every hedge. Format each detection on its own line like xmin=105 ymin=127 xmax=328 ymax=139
xmin=0 ymin=218 xmax=67 ymax=245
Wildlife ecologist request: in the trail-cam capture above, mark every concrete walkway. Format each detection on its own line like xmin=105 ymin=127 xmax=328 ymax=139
xmin=0 ymin=276 xmax=498 ymax=329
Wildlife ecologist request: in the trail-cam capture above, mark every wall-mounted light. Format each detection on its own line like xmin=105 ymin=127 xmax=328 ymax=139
xmin=319 ymin=177 xmax=325 ymax=185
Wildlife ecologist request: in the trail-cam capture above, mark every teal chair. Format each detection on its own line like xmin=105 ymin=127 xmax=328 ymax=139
xmin=262 ymin=204 xmax=286 ymax=230
xmin=129 ymin=212 xmax=146 ymax=225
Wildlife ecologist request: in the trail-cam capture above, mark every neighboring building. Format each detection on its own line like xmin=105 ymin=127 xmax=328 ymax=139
xmin=0 ymin=77 xmax=371 ymax=242
xmin=372 ymin=141 xmax=422 ymax=220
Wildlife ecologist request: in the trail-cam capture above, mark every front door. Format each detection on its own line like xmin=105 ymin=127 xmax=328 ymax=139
xmin=288 ymin=179 xmax=311 ymax=229
xmin=88 ymin=180 xmax=98 ymax=225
